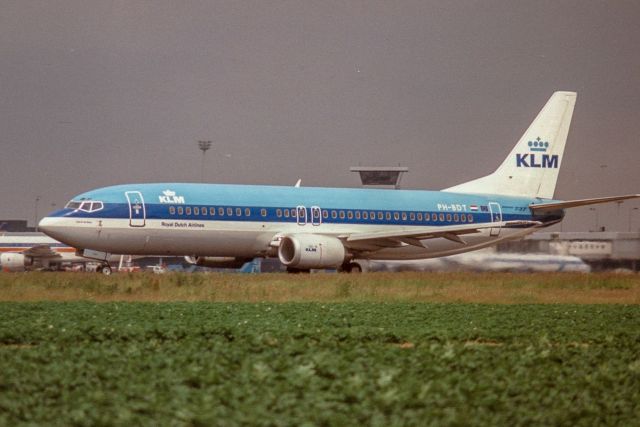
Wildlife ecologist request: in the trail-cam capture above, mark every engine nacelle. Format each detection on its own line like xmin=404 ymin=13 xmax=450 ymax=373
xmin=184 ymin=256 xmax=251 ymax=269
xmin=0 ymin=253 xmax=30 ymax=272
xmin=278 ymin=234 xmax=346 ymax=269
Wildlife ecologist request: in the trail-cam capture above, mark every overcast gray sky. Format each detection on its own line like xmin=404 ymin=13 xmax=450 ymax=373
xmin=2 ymin=0 xmax=639 ymax=231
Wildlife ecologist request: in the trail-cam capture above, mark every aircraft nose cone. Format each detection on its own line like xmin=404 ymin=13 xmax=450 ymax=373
xmin=38 ymin=217 xmax=64 ymax=239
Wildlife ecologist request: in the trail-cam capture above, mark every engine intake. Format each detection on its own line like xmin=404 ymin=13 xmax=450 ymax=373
xmin=278 ymin=234 xmax=346 ymax=269
xmin=0 ymin=253 xmax=30 ymax=272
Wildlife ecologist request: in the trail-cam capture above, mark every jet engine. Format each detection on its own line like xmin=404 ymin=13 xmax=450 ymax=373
xmin=184 ymin=256 xmax=251 ymax=269
xmin=0 ymin=253 xmax=31 ymax=272
xmin=278 ymin=234 xmax=346 ymax=269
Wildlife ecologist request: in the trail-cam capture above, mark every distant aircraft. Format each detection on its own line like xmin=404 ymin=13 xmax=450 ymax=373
xmin=39 ymin=92 xmax=639 ymax=273
xmin=0 ymin=233 xmax=130 ymax=273
xmin=0 ymin=233 xmax=87 ymax=272
xmin=357 ymin=251 xmax=591 ymax=273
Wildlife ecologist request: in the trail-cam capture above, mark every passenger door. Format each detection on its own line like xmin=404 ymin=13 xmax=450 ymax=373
xmin=125 ymin=191 xmax=146 ymax=227
xmin=488 ymin=202 xmax=502 ymax=236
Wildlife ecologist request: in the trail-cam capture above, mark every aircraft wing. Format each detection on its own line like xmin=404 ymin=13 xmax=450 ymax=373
xmin=529 ymin=194 xmax=640 ymax=212
xmin=21 ymin=245 xmax=63 ymax=259
xmin=343 ymin=220 xmax=542 ymax=249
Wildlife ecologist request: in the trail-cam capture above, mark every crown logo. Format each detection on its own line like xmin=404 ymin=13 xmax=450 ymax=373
xmin=527 ymin=137 xmax=549 ymax=152
xmin=163 ymin=189 xmax=176 ymax=197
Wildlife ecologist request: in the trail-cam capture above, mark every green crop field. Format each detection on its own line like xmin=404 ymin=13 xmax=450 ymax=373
xmin=1 ymin=301 xmax=639 ymax=426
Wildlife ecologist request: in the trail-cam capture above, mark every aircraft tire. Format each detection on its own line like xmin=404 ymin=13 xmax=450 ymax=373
xmin=340 ymin=262 xmax=362 ymax=273
xmin=101 ymin=265 xmax=113 ymax=275
xmin=347 ymin=262 xmax=362 ymax=273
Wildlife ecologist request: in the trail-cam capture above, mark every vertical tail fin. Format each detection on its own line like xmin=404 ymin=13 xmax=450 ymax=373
xmin=444 ymin=91 xmax=577 ymax=199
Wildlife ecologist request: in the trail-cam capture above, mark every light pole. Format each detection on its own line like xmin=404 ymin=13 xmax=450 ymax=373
xmin=34 ymin=196 xmax=41 ymax=232
xmin=198 ymin=140 xmax=212 ymax=182
xmin=589 ymin=207 xmax=599 ymax=232
xmin=629 ymin=207 xmax=639 ymax=232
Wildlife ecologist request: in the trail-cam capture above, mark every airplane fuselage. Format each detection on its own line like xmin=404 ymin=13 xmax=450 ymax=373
xmin=39 ymin=183 xmax=561 ymax=262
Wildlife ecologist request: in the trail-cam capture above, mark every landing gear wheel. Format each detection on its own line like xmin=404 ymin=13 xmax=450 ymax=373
xmin=101 ymin=265 xmax=113 ymax=275
xmin=341 ymin=262 xmax=363 ymax=273
xmin=348 ymin=262 xmax=362 ymax=273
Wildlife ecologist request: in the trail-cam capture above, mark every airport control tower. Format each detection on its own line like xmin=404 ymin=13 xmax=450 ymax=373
xmin=350 ymin=166 xmax=408 ymax=189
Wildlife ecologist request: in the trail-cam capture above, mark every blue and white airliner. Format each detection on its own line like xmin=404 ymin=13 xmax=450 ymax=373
xmin=39 ymin=92 xmax=638 ymax=273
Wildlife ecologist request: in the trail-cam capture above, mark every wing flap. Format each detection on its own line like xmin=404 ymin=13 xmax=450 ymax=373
xmin=22 ymin=245 xmax=61 ymax=259
xmin=345 ymin=220 xmax=542 ymax=249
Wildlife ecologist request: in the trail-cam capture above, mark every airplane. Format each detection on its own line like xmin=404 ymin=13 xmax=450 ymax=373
xmin=0 ymin=233 xmax=88 ymax=272
xmin=0 ymin=232 xmax=136 ymax=273
xmin=356 ymin=251 xmax=591 ymax=273
xmin=38 ymin=91 xmax=639 ymax=273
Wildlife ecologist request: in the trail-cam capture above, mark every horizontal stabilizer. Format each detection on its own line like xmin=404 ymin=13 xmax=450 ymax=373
xmin=530 ymin=194 xmax=640 ymax=212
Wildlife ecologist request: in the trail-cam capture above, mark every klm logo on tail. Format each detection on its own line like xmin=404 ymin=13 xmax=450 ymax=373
xmin=516 ymin=137 xmax=559 ymax=168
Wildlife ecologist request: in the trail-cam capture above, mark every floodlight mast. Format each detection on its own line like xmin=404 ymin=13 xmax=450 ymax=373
xmin=198 ymin=140 xmax=212 ymax=182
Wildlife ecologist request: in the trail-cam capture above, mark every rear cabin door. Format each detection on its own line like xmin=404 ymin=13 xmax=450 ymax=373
xmin=125 ymin=191 xmax=146 ymax=227
xmin=488 ymin=202 xmax=502 ymax=236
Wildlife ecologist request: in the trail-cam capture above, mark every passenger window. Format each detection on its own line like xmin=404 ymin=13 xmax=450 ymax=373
xmin=261 ymin=208 xmax=267 ymax=217
xmin=394 ymin=212 xmax=399 ymax=220
xmin=227 ymin=207 xmax=233 ymax=216
xmin=432 ymin=213 xmax=437 ymax=221
xmin=186 ymin=207 xmax=192 ymax=215
xmin=416 ymin=213 xmax=422 ymax=221
xmin=284 ymin=209 xmax=290 ymax=218
xmin=210 ymin=207 xmax=216 ymax=216
xmin=331 ymin=210 xmax=337 ymax=219
xmin=385 ymin=212 xmax=390 ymax=220
xmin=439 ymin=213 xmax=444 ymax=221
xmin=219 ymin=207 xmax=224 ymax=216
xmin=202 ymin=207 xmax=207 ymax=216
xmin=178 ymin=207 xmax=184 ymax=215
xmin=446 ymin=213 xmax=452 ymax=221
xmin=322 ymin=210 xmax=328 ymax=219
xmin=454 ymin=214 xmax=459 ymax=222
xmin=339 ymin=211 xmax=345 ymax=219
xmin=236 ymin=208 xmax=242 ymax=216
xmin=194 ymin=207 xmax=200 ymax=215
xmin=245 ymin=208 xmax=251 ymax=217
xmin=290 ymin=208 xmax=296 ymax=217
xmin=363 ymin=212 xmax=368 ymax=220
xmin=467 ymin=214 xmax=473 ymax=222
xmin=402 ymin=212 xmax=407 ymax=221
xmin=461 ymin=214 xmax=466 ymax=223
xmin=355 ymin=211 xmax=361 ymax=220
xmin=169 ymin=206 xmax=176 ymax=215
xmin=347 ymin=211 xmax=353 ymax=219
xmin=276 ymin=209 xmax=282 ymax=217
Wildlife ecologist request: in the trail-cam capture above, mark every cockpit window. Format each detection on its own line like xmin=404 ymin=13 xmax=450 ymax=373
xmin=66 ymin=200 xmax=104 ymax=212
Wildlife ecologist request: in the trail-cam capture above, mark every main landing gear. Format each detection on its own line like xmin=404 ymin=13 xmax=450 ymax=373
xmin=96 ymin=264 xmax=113 ymax=275
xmin=339 ymin=262 xmax=363 ymax=273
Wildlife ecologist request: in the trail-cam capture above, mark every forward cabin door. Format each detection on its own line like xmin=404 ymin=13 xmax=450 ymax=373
xmin=488 ymin=202 xmax=502 ymax=236
xmin=125 ymin=191 xmax=146 ymax=227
